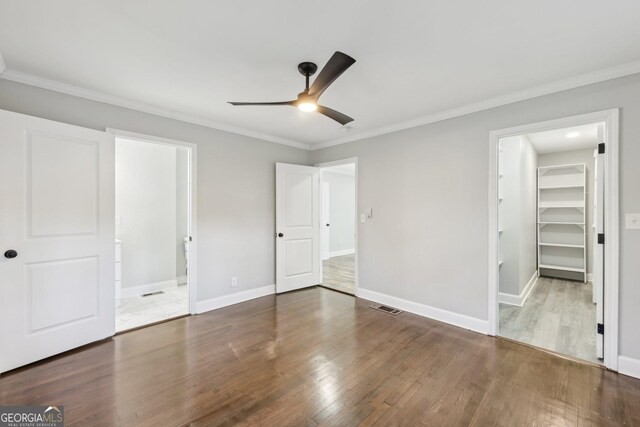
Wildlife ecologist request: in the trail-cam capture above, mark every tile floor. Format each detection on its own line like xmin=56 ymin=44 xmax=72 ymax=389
xmin=116 ymin=284 xmax=189 ymax=332
xmin=499 ymin=277 xmax=599 ymax=364
xmin=321 ymin=254 xmax=355 ymax=295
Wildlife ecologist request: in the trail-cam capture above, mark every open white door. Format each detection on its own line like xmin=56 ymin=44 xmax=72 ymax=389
xmin=276 ymin=163 xmax=320 ymax=293
xmin=594 ymin=128 xmax=605 ymax=360
xmin=0 ymin=109 xmax=115 ymax=373
xmin=321 ymin=181 xmax=331 ymax=261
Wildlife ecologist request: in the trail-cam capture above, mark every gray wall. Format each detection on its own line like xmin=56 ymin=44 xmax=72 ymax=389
xmin=498 ymin=136 xmax=538 ymax=297
xmin=538 ymin=148 xmax=596 ymax=275
xmin=176 ymin=148 xmax=189 ymax=281
xmin=116 ymin=139 xmax=177 ymax=288
xmin=310 ymin=73 xmax=640 ymax=361
xmin=0 ymin=79 xmax=310 ymax=302
xmin=321 ymin=171 xmax=356 ymax=253
xmin=518 ymin=136 xmax=539 ymax=289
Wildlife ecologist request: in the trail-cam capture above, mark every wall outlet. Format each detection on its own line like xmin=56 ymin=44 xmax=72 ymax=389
xmin=626 ymin=213 xmax=640 ymax=229
xmin=231 ymin=276 xmax=238 ymax=287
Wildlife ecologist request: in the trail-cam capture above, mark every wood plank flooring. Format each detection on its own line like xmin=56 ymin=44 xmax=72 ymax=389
xmin=500 ymin=277 xmax=598 ymax=364
xmin=1 ymin=287 xmax=639 ymax=426
xmin=321 ymin=254 xmax=355 ymax=295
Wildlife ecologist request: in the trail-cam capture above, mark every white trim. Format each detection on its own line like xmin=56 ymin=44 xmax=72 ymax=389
xmin=0 ymin=52 xmax=6 ymax=74
xmin=119 ymin=279 xmax=178 ymax=299
xmin=618 ymin=356 xmax=640 ymax=380
xmin=0 ymin=69 xmax=308 ymax=150
xmin=488 ymin=109 xmax=619 ymax=371
xmin=177 ymin=275 xmax=188 ymax=285
xmin=196 ymin=285 xmax=275 ymax=314
xmin=328 ymin=249 xmax=355 ymax=258
xmin=107 ymin=128 xmax=199 ymax=316
xmin=311 ymin=61 xmax=640 ymax=150
xmin=316 ymin=158 xmax=359 ymax=295
xmin=358 ymin=288 xmax=488 ymax=334
xmin=587 ymin=273 xmax=593 ymax=282
xmin=498 ymin=271 xmax=538 ymax=307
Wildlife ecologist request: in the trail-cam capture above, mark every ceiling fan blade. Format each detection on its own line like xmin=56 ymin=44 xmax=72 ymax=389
xmin=317 ymin=105 xmax=354 ymax=125
xmin=228 ymin=101 xmax=294 ymax=106
xmin=308 ymin=51 xmax=356 ymax=99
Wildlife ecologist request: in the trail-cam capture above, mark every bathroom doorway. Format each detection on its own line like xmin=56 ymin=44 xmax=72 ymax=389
xmin=114 ymin=135 xmax=192 ymax=331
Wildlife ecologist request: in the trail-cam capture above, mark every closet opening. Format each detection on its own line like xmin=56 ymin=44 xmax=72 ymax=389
xmin=489 ymin=109 xmax=620 ymax=370
xmin=114 ymin=136 xmax=191 ymax=332
xmin=317 ymin=160 xmax=358 ymax=296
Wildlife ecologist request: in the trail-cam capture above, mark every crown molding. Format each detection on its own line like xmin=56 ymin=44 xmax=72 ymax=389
xmin=310 ymin=60 xmax=640 ymax=151
xmin=0 ymin=68 xmax=312 ymax=150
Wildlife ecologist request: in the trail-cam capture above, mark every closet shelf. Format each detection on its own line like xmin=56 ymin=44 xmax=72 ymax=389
xmin=538 ymin=202 xmax=584 ymax=209
xmin=539 ymin=184 xmax=584 ymax=190
xmin=539 ymin=264 xmax=585 ymax=273
xmin=538 ymin=221 xmax=585 ymax=225
xmin=539 ymin=242 xmax=584 ymax=248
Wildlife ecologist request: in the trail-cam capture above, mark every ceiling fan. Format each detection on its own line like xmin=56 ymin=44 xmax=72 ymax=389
xmin=228 ymin=51 xmax=356 ymax=125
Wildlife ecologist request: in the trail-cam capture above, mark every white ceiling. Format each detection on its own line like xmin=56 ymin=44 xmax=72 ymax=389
xmin=526 ymin=124 xmax=600 ymax=154
xmin=1 ymin=1 xmax=640 ymax=149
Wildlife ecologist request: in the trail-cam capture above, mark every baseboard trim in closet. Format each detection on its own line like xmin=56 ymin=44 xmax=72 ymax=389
xmin=498 ymin=271 xmax=538 ymax=307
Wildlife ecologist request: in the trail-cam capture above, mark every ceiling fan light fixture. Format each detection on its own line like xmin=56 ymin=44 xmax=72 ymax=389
xmin=297 ymin=102 xmax=317 ymax=112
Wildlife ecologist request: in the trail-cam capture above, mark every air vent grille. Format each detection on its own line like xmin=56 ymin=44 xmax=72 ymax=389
xmin=141 ymin=291 xmax=165 ymax=297
xmin=369 ymin=304 xmax=402 ymax=315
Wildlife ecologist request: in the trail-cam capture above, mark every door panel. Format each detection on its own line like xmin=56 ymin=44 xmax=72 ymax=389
xmin=0 ymin=109 xmax=115 ymax=373
xmin=276 ymin=163 xmax=320 ymax=293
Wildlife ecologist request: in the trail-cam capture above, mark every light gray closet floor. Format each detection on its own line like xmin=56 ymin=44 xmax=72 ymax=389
xmin=321 ymin=254 xmax=355 ymax=295
xmin=499 ymin=277 xmax=600 ymax=364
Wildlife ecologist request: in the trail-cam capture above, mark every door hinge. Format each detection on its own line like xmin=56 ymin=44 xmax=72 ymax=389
xmin=597 ymin=323 xmax=604 ymax=335
xmin=598 ymin=233 xmax=605 ymax=244
xmin=598 ymin=143 xmax=605 ymax=154
xmin=189 ymin=236 xmax=192 ymax=242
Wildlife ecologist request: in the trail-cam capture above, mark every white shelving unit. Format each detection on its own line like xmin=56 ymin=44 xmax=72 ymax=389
xmin=537 ymin=163 xmax=587 ymax=282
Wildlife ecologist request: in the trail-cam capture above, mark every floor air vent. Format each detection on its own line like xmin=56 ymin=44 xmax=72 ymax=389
xmin=141 ymin=291 xmax=165 ymax=297
xmin=369 ymin=304 xmax=402 ymax=315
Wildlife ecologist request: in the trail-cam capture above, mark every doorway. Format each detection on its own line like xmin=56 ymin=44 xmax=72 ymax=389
xmin=114 ymin=136 xmax=192 ymax=331
xmin=488 ymin=110 xmax=619 ymax=370
xmin=318 ymin=160 xmax=357 ymax=296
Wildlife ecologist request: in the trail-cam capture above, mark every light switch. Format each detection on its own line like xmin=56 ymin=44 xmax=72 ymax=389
xmin=360 ymin=214 xmax=366 ymax=223
xmin=367 ymin=208 xmax=373 ymax=219
xmin=626 ymin=213 xmax=640 ymax=229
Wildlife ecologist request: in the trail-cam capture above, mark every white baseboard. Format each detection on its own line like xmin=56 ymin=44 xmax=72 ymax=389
xmin=618 ymin=356 xmax=640 ymax=379
xmin=357 ymin=288 xmax=488 ymax=334
xmin=498 ymin=271 xmax=539 ymax=307
xmin=328 ymin=248 xmax=355 ymax=258
xmin=120 ymin=279 xmax=178 ymax=298
xmin=196 ymin=285 xmax=275 ymax=314
xmin=177 ymin=275 xmax=188 ymax=285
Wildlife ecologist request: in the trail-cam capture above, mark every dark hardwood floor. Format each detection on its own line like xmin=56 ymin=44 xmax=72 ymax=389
xmin=1 ymin=287 xmax=639 ymax=426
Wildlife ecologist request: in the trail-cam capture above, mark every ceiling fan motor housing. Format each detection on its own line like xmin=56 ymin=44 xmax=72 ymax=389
xmin=298 ymin=62 xmax=318 ymax=77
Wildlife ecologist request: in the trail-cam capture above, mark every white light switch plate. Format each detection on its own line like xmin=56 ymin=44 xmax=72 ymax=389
xmin=626 ymin=213 xmax=640 ymax=229
xmin=360 ymin=214 xmax=366 ymax=223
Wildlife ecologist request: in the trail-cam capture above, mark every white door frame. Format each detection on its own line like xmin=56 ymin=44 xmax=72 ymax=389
xmin=107 ymin=128 xmax=198 ymax=315
xmin=315 ymin=157 xmax=359 ymax=295
xmin=487 ymin=109 xmax=619 ymax=371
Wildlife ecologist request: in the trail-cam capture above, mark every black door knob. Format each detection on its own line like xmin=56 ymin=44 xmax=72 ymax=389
xmin=4 ymin=250 xmax=18 ymax=259
xmin=277 ymin=233 xmax=284 ymax=238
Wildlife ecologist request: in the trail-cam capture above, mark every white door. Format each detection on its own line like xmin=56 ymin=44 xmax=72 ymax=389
xmin=0 ymin=109 xmax=115 ymax=373
xmin=275 ymin=163 xmax=320 ymax=293
xmin=594 ymin=137 xmax=605 ymax=359
xmin=321 ymin=181 xmax=331 ymax=261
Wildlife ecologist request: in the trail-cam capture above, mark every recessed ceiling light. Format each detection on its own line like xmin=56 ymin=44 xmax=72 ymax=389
xmin=566 ymin=132 xmax=580 ymax=138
